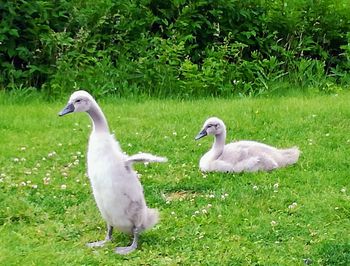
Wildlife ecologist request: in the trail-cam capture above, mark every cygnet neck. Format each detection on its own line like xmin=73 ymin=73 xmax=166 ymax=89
xmin=212 ymin=130 xmax=226 ymax=157
xmin=87 ymin=101 xmax=110 ymax=133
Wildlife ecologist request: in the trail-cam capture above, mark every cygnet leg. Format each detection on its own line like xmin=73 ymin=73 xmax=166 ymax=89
xmin=115 ymin=227 xmax=139 ymax=255
xmin=86 ymin=224 xmax=113 ymax=247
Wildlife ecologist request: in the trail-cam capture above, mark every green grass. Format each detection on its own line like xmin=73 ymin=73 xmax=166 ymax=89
xmin=0 ymin=92 xmax=350 ymax=265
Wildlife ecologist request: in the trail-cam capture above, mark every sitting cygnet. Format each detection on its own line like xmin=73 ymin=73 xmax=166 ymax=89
xmin=59 ymin=90 xmax=167 ymax=254
xmin=195 ymin=117 xmax=300 ymax=173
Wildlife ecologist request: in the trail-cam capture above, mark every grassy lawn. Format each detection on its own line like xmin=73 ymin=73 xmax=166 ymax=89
xmin=0 ymin=93 xmax=349 ymax=265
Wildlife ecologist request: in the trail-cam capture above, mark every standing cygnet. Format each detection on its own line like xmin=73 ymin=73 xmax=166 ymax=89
xmin=195 ymin=117 xmax=300 ymax=173
xmin=59 ymin=90 xmax=167 ymax=255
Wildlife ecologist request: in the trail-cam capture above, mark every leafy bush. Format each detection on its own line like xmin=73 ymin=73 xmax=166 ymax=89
xmin=1 ymin=0 xmax=350 ymax=97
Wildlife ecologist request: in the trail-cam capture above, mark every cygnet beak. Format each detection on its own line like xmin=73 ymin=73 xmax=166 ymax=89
xmin=195 ymin=129 xmax=207 ymax=140
xmin=59 ymin=103 xmax=75 ymax=116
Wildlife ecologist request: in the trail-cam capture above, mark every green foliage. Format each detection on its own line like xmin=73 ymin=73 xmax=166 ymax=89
xmin=1 ymin=0 xmax=350 ymax=97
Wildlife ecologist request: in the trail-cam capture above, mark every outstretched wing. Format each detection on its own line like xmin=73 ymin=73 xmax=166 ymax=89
xmin=125 ymin=153 xmax=168 ymax=167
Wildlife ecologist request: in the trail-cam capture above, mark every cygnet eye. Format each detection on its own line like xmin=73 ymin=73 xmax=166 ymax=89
xmin=75 ymin=99 xmax=82 ymax=103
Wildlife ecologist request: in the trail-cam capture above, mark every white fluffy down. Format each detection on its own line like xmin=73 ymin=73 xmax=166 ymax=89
xmin=196 ymin=117 xmax=300 ymax=173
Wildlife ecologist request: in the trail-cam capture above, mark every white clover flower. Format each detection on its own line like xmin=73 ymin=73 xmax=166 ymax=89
xmin=202 ymin=209 xmax=207 ymax=214
xmin=288 ymin=202 xmax=298 ymax=209
xmin=24 ymin=171 xmax=32 ymax=175
xmin=20 ymin=181 xmax=26 ymax=186
xmin=207 ymin=204 xmax=212 ymax=208
xmin=273 ymin=183 xmax=279 ymax=191
xmin=21 ymin=147 xmax=26 ymax=151
xmin=73 ymin=159 xmax=79 ymax=165
xmin=42 ymin=157 xmax=46 ymax=161
xmin=253 ymin=185 xmax=259 ymax=191
xmin=26 ymin=180 xmax=31 ymax=184
xmin=13 ymin=158 xmax=20 ymax=162
xmin=171 ymin=211 xmax=176 ymax=215
xmin=61 ymin=184 xmax=67 ymax=190
xmin=32 ymin=184 xmax=38 ymax=189
xmin=127 ymin=143 xmax=132 ymax=147
xmin=43 ymin=177 xmax=51 ymax=185
xmin=20 ymin=158 xmax=26 ymax=162
xmin=62 ymin=172 xmax=68 ymax=177
xmin=340 ymin=188 xmax=346 ymax=193
xmin=172 ymin=131 xmax=177 ymax=136
xmin=194 ymin=210 xmax=200 ymax=215
xmin=58 ymin=143 xmax=63 ymax=146
xmin=271 ymin=220 xmax=278 ymax=226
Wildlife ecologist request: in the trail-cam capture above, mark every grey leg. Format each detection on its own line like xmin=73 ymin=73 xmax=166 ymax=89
xmin=86 ymin=224 xmax=113 ymax=248
xmin=115 ymin=227 xmax=139 ymax=255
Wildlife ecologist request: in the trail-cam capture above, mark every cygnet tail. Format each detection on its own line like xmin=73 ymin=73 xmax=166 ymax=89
xmin=126 ymin=153 xmax=168 ymax=166
xmin=142 ymin=208 xmax=159 ymax=231
xmin=279 ymin=147 xmax=300 ymax=166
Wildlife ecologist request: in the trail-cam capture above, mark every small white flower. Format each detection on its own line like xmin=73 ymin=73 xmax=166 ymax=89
xmin=42 ymin=157 xmax=46 ymax=161
xmin=325 ymin=133 xmax=330 ymax=137
xmin=26 ymin=180 xmax=31 ymax=184
xmin=194 ymin=210 xmax=200 ymax=215
xmin=202 ymin=209 xmax=207 ymax=214
xmin=20 ymin=158 xmax=26 ymax=162
xmin=253 ymin=185 xmax=259 ymax=191
xmin=13 ymin=158 xmax=20 ymax=162
xmin=171 ymin=211 xmax=176 ymax=215
xmin=24 ymin=171 xmax=32 ymax=175
xmin=61 ymin=184 xmax=67 ymax=190
xmin=32 ymin=167 xmax=38 ymax=171
xmin=340 ymin=188 xmax=346 ymax=193
xmin=288 ymin=202 xmax=298 ymax=209
xmin=209 ymin=194 xmax=215 ymax=198
xmin=36 ymin=163 xmax=41 ymax=167
xmin=76 ymin=151 xmax=82 ymax=155
xmin=73 ymin=159 xmax=79 ymax=165
xmin=58 ymin=143 xmax=63 ymax=146
xmin=172 ymin=132 xmax=177 ymax=136
xmin=273 ymin=183 xmax=279 ymax=191
xmin=0 ymin=173 xmax=6 ymax=177
xmin=20 ymin=181 xmax=26 ymax=186
xmin=271 ymin=220 xmax=278 ymax=226
xmin=127 ymin=143 xmax=132 ymax=147
xmin=21 ymin=147 xmax=26 ymax=151
xmin=32 ymin=184 xmax=38 ymax=189
xmin=76 ymin=179 xmax=80 ymax=183
xmin=43 ymin=177 xmax=51 ymax=185
xmin=62 ymin=172 xmax=68 ymax=177
xmin=207 ymin=204 xmax=212 ymax=208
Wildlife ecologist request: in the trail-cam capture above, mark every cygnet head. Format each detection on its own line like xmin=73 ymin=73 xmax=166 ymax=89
xmin=59 ymin=90 xmax=95 ymax=116
xmin=195 ymin=117 xmax=226 ymax=140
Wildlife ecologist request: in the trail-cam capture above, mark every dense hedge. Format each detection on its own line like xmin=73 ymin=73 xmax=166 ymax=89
xmin=1 ymin=0 xmax=350 ymax=97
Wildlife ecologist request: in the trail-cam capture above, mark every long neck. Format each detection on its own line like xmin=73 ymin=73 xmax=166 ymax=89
xmin=211 ymin=130 xmax=226 ymax=158
xmin=87 ymin=101 xmax=109 ymax=133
